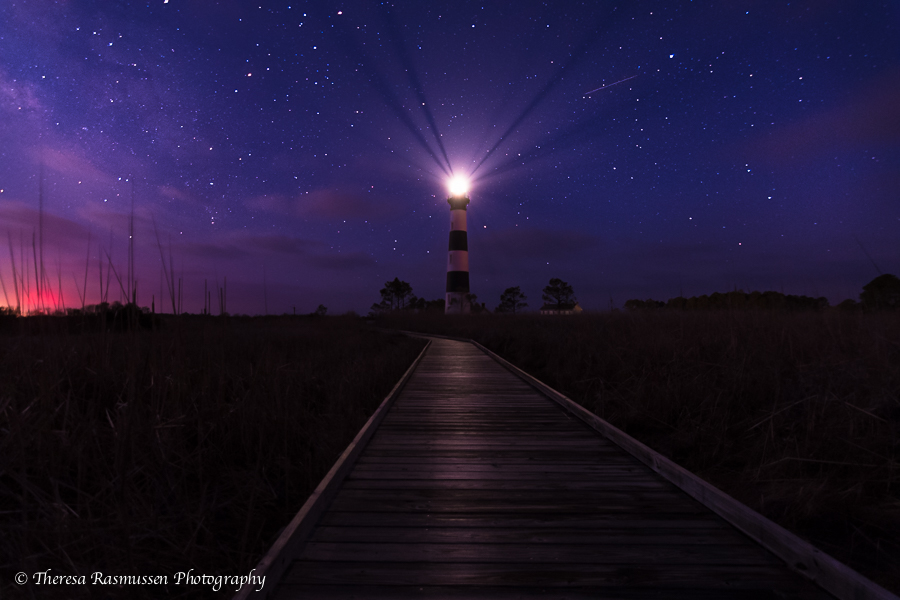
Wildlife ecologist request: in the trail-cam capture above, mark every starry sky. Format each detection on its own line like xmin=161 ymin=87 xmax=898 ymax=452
xmin=1 ymin=0 xmax=898 ymax=315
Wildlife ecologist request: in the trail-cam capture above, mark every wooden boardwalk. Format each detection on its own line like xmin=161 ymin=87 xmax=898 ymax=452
xmin=241 ymin=336 xmax=897 ymax=599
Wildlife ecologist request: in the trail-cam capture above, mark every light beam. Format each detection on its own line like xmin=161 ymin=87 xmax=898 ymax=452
xmin=447 ymin=175 xmax=470 ymax=197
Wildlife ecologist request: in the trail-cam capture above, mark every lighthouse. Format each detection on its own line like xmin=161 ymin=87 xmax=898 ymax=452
xmin=445 ymin=175 xmax=470 ymax=314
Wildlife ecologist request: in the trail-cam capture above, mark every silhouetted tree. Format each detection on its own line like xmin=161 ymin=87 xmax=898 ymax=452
xmin=371 ymin=278 xmax=415 ymax=314
xmin=860 ymin=274 xmax=900 ymax=310
xmin=313 ymin=304 xmax=328 ymax=316
xmin=625 ymin=290 xmax=829 ymax=311
xmin=837 ymin=299 xmax=861 ymax=312
xmin=417 ymin=298 xmax=445 ymax=312
xmin=542 ymin=278 xmax=576 ymax=310
xmin=496 ymin=286 xmax=528 ymax=314
xmin=624 ymin=299 xmax=664 ymax=311
xmin=465 ymin=293 xmax=488 ymax=314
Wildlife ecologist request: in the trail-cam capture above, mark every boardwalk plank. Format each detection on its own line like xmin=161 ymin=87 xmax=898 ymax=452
xmin=298 ymin=541 xmax=782 ymax=564
xmin=308 ymin=525 xmax=750 ymax=545
xmin=282 ymin=561 xmax=818 ymax=591
xmin=326 ymin=497 xmax=708 ymax=515
xmin=349 ymin=463 xmax=658 ymax=473
xmin=340 ymin=479 xmax=674 ymax=491
xmin=345 ymin=470 xmax=658 ymax=481
xmin=359 ymin=449 xmax=643 ymax=459
xmin=330 ymin=487 xmax=697 ymax=502
xmin=315 ymin=511 xmax=736 ymax=530
xmin=354 ymin=456 xmax=652 ymax=465
xmin=276 ymin=584 xmax=814 ymax=600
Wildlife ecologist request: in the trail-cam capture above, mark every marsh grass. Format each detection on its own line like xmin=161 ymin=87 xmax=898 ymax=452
xmin=0 ymin=316 xmax=425 ymax=599
xmin=383 ymin=310 xmax=900 ymax=593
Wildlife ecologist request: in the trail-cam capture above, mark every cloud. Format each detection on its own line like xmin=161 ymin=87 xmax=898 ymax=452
xmin=0 ymin=201 xmax=91 ymax=248
xmin=477 ymin=226 xmax=601 ymax=261
xmin=244 ymin=193 xmax=292 ymax=215
xmin=744 ymin=69 xmax=900 ymax=164
xmin=309 ymin=252 xmax=377 ymax=270
xmin=300 ymin=188 xmax=398 ymax=220
xmin=158 ymin=185 xmax=202 ymax=205
xmin=174 ymin=232 xmax=373 ymax=271
xmin=178 ymin=232 xmax=315 ymax=261
xmin=35 ymin=145 xmax=113 ymax=184
xmin=245 ymin=187 xmax=401 ymax=221
xmin=249 ymin=234 xmax=319 ymax=255
xmin=623 ymin=239 xmax=731 ymax=264
xmin=180 ymin=241 xmax=249 ymax=261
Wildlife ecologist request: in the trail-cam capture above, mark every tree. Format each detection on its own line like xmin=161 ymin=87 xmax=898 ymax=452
xmin=423 ymin=298 xmax=445 ymax=312
xmin=837 ymin=298 xmax=860 ymax=312
xmin=496 ymin=286 xmax=528 ymax=314
xmin=409 ymin=297 xmax=445 ymax=312
xmin=370 ymin=277 xmax=415 ymax=313
xmin=860 ymin=274 xmax=900 ymax=310
xmin=465 ymin=293 xmax=488 ymax=314
xmin=624 ymin=299 xmax=663 ymax=311
xmin=313 ymin=304 xmax=328 ymax=316
xmin=542 ymin=278 xmax=576 ymax=310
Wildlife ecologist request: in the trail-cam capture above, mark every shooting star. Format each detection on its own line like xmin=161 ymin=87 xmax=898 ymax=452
xmin=583 ymin=74 xmax=639 ymax=97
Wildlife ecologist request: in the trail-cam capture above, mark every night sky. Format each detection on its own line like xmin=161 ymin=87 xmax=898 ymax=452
xmin=1 ymin=1 xmax=898 ymax=315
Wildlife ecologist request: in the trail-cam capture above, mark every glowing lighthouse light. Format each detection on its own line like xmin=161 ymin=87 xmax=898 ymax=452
xmin=447 ymin=175 xmax=470 ymax=197
xmin=444 ymin=175 xmax=471 ymax=314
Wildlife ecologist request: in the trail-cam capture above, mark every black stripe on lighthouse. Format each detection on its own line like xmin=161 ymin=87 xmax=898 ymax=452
xmin=448 ymin=230 xmax=468 ymax=251
xmin=446 ymin=271 xmax=470 ymax=293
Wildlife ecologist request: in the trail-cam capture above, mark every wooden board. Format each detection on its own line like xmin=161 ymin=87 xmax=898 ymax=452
xmin=255 ymin=337 xmax=844 ymax=600
xmin=282 ymin=561 xmax=818 ymax=590
xmin=273 ymin=584 xmax=817 ymax=600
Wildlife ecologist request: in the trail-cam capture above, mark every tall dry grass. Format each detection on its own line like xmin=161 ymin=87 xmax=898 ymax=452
xmin=382 ymin=310 xmax=900 ymax=593
xmin=0 ymin=316 xmax=425 ymax=599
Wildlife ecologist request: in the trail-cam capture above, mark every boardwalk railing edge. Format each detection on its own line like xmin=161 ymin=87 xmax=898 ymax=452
xmin=463 ymin=336 xmax=898 ymax=600
xmin=232 ymin=338 xmax=432 ymax=600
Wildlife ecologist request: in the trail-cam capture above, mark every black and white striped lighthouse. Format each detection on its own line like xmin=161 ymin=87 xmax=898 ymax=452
xmin=445 ymin=177 xmax=470 ymax=314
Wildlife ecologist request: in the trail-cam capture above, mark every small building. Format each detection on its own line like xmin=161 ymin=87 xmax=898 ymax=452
xmin=539 ymin=302 xmax=583 ymax=315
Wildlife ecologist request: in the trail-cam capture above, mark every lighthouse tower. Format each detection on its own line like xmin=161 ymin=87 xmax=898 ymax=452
xmin=445 ymin=177 xmax=470 ymax=314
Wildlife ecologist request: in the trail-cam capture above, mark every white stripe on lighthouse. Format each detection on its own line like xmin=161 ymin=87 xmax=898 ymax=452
xmin=448 ymin=250 xmax=469 ymax=272
xmin=450 ymin=209 xmax=466 ymax=231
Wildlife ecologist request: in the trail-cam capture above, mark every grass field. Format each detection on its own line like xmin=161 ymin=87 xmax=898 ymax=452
xmin=0 ymin=315 xmax=425 ymax=599
xmin=381 ymin=309 xmax=900 ymax=594
xmin=2 ymin=310 xmax=897 ymax=597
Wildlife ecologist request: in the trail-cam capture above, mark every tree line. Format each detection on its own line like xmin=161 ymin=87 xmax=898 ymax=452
xmin=368 ymin=273 xmax=900 ymax=316
xmin=623 ymin=274 xmax=900 ymax=312
xmin=370 ymin=277 xmax=578 ymax=315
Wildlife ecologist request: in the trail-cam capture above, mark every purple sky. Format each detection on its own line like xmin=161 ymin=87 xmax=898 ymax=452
xmin=1 ymin=1 xmax=898 ymax=315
